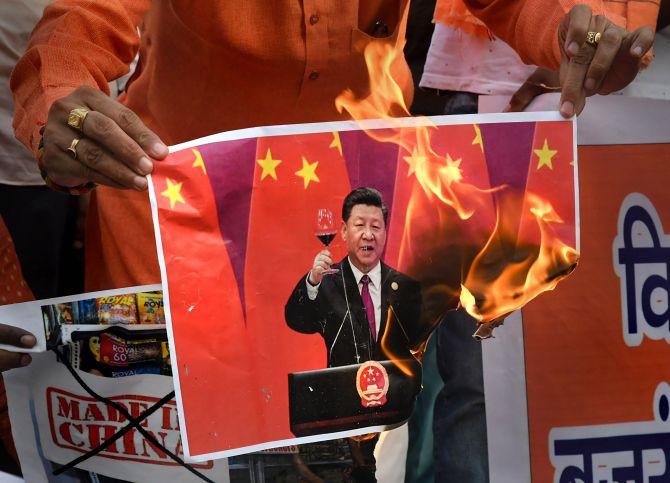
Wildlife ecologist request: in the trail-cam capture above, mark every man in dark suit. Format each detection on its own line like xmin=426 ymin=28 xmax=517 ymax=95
xmin=285 ymin=187 xmax=423 ymax=368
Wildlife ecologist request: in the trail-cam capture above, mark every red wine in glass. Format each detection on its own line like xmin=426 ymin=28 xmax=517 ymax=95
xmin=316 ymin=208 xmax=339 ymax=274
xmin=316 ymin=233 xmax=336 ymax=246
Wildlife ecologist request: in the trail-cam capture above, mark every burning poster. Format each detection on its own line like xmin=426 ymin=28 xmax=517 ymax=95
xmin=148 ymin=111 xmax=579 ymax=460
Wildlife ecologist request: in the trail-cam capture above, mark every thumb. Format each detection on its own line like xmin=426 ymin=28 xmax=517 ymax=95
xmin=0 ymin=324 xmax=36 ymax=348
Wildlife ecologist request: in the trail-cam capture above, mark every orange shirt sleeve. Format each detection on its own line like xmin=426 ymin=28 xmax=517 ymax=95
xmin=604 ymin=0 xmax=660 ymax=67
xmin=10 ymin=0 xmax=151 ymax=156
xmin=461 ymin=0 xmax=631 ymax=70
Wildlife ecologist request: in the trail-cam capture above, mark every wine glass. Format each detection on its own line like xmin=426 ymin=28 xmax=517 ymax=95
xmin=315 ymin=208 xmax=339 ymax=274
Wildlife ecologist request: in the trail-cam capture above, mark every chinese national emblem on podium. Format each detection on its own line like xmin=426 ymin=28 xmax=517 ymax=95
xmin=356 ymin=361 xmax=390 ymax=408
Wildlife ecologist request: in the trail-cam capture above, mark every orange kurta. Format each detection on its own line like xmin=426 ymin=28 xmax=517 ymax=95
xmin=10 ymin=0 xmax=656 ymax=290
xmin=0 ymin=215 xmax=34 ymax=462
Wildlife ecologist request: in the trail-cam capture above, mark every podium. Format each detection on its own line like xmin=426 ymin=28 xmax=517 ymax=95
xmin=288 ymin=359 xmax=422 ymax=437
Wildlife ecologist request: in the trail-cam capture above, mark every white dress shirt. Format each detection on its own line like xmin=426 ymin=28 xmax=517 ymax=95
xmin=306 ymin=258 xmax=382 ymax=336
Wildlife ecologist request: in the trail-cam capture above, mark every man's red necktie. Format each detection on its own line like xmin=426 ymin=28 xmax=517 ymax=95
xmin=360 ymin=275 xmax=376 ymax=341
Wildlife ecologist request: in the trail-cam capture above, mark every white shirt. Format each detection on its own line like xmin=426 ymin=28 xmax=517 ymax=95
xmin=306 ymin=258 xmax=382 ymax=337
xmin=0 ymin=0 xmax=52 ymax=185
xmin=420 ymin=23 xmax=535 ymax=96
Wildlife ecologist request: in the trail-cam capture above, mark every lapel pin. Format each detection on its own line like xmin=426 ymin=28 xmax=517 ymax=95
xmin=391 ymin=282 xmax=398 ymax=291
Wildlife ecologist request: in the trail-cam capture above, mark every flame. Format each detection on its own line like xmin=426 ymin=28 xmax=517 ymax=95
xmin=338 ymin=37 xmax=578 ymax=347
xmin=336 ymin=39 xmax=478 ymax=221
xmin=460 ymin=192 xmax=579 ymax=324
xmin=459 ymin=285 xmax=482 ymax=323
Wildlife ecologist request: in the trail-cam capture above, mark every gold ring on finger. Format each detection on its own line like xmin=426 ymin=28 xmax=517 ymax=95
xmin=585 ymin=31 xmax=601 ymax=47
xmin=67 ymin=138 xmax=81 ymax=160
xmin=67 ymin=107 xmax=90 ymax=132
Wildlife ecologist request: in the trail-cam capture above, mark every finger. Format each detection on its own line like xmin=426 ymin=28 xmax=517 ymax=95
xmin=316 ymin=255 xmax=333 ymax=266
xmin=0 ymin=350 xmax=31 ymax=371
xmin=79 ymin=87 xmax=168 ymax=159
xmin=0 ymin=324 xmax=36 ymax=348
xmin=623 ymin=25 xmax=655 ymax=60
xmin=42 ymin=123 xmax=125 ymax=188
xmin=315 ymin=263 xmax=329 ymax=273
xmin=563 ymin=4 xmax=593 ymax=56
xmin=560 ymin=16 xmax=599 ymax=117
xmin=584 ymin=23 xmax=622 ymax=95
xmin=74 ymin=139 xmax=148 ymax=190
xmin=42 ymin=148 xmax=126 ymax=189
xmin=315 ymin=258 xmax=332 ymax=270
xmin=506 ymin=81 xmax=544 ymax=112
xmin=79 ymin=111 xmax=154 ymax=176
xmin=45 ymin=139 xmax=141 ymax=190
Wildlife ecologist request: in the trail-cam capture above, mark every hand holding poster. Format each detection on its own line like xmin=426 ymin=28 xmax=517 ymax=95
xmin=148 ymin=111 xmax=579 ymax=460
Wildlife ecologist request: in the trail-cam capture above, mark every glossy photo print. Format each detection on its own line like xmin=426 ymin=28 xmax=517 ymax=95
xmin=147 ymin=112 xmax=579 ymax=461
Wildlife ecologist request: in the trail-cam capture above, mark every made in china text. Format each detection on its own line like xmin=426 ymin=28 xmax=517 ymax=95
xmin=46 ymin=387 xmax=212 ymax=467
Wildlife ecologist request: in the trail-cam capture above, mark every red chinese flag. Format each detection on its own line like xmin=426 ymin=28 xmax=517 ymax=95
xmin=243 ymin=131 xmax=352 ymax=441
xmin=152 ymin=147 xmax=262 ymax=455
xmin=385 ymin=123 xmax=495 ymax=313
xmin=520 ymin=120 xmax=576 ymax=249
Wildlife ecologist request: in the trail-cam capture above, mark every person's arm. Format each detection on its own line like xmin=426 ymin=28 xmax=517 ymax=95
xmin=11 ymin=0 xmax=167 ymax=191
xmin=505 ymin=0 xmax=660 ymax=113
xmin=285 ymin=249 xmax=334 ymax=334
xmin=12 ymin=0 xmax=149 ymax=154
xmin=461 ymin=0 xmax=620 ymax=69
xmin=284 ymin=275 xmax=325 ymax=335
xmin=462 ymin=1 xmax=656 ymax=116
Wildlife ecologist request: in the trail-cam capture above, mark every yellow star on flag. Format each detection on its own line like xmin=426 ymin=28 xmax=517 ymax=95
xmin=161 ymin=178 xmax=185 ymax=210
xmin=329 ymin=132 xmax=343 ymax=156
xmin=295 ymin=157 xmax=320 ymax=189
xmin=403 ymin=148 xmax=426 ymax=177
xmin=472 ymin=124 xmax=483 ymax=152
xmin=440 ymin=154 xmax=463 ymax=184
xmin=192 ymin=148 xmax=206 ymax=174
xmin=257 ymin=148 xmax=282 ymax=181
xmin=534 ymin=139 xmax=558 ymax=170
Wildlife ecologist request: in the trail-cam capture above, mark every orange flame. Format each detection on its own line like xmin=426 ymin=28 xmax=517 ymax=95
xmin=461 ymin=192 xmax=579 ymax=324
xmin=459 ymin=285 xmax=482 ymax=323
xmin=337 ymin=38 xmax=578 ymax=345
xmin=336 ymin=40 xmax=478 ymax=221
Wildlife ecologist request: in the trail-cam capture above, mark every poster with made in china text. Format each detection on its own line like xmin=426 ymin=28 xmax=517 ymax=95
xmin=147 ymin=112 xmax=579 ymax=461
